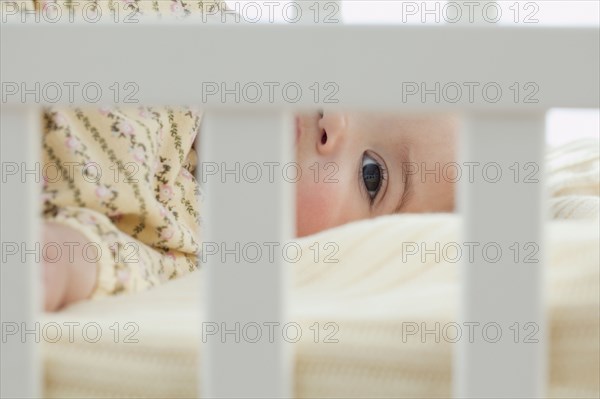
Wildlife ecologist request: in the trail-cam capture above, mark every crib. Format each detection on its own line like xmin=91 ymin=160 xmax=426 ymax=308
xmin=1 ymin=1 xmax=599 ymax=398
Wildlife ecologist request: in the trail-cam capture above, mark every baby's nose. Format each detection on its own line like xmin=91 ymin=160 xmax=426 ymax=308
xmin=317 ymin=111 xmax=346 ymax=156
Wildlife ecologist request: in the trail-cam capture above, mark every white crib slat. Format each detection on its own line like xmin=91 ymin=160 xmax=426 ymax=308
xmin=200 ymin=111 xmax=294 ymax=398
xmin=455 ymin=113 xmax=546 ymax=398
xmin=3 ymin=24 xmax=598 ymax=110
xmin=0 ymin=106 xmax=42 ymax=398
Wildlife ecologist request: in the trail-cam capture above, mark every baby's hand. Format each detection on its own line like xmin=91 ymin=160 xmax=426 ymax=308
xmin=42 ymin=222 xmax=98 ymax=311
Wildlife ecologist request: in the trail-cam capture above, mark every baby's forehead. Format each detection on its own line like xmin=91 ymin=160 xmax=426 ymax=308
xmin=348 ymin=111 xmax=406 ymax=126
xmin=352 ymin=111 xmax=449 ymax=123
xmin=358 ymin=112 xmax=439 ymax=131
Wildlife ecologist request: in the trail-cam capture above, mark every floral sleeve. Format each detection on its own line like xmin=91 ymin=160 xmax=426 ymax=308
xmin=41 ymin=105 xmax=203 ymax=298
xmin=35 ymin=0 xmax=211 ymax=297
xmin=34 ymin=0 xmax=222 ymax=18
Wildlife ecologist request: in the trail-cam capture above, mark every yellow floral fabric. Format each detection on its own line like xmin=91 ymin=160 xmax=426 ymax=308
xmin=32 ymin=0 xmax=221 ymax=17
xmin=42 ymin=106 xmax=203 ymax=297
xmin=36 ymin=0 xmax=219 ymax=297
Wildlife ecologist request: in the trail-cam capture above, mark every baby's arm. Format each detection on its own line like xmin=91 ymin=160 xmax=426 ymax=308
xmin=42 ymin=222 xmax=98 ymax=311
xmin=41 ymin=203 xmax=190 ymax=312
xmin=40 ymin=101 xmax=203 ymax=310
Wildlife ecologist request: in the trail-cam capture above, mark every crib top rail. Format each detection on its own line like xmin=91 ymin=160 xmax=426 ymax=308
xmin=1 ymin=22 xmax=598 ymax=111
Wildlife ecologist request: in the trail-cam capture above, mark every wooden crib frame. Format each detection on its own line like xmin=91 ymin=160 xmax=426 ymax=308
xmin=1 ymin=5 xmax=599 ymax=399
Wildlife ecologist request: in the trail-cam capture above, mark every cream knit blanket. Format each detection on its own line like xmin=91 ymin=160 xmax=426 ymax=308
xmin=42 ymin=140 xmax=599 ymax=398
xmin=546 ymin=138 xmax=599 ymax=219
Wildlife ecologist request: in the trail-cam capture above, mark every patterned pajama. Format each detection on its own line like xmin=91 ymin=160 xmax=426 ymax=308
xmin=33 ymin=0 xmax=219 ymax=297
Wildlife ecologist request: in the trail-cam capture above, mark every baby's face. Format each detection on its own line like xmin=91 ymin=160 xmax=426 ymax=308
xmin=295 ymin=111 xmax=458 ymax=237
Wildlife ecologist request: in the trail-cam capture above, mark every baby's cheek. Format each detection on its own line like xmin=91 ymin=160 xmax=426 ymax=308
xmin=295 ymin=178 xmax=336 ymax=237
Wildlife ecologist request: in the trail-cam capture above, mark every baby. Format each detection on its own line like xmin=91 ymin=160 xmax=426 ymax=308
xmin=295 ymin=111 xmax=457 ymax=236
xmin=33 ymin=0 xmax=457 ymax=310
xmin=41 ymin=107 xmax=457 ymax=311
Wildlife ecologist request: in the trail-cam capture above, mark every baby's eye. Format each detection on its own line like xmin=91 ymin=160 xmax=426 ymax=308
xmin=362 ymin=153 xmax=383 ymax=201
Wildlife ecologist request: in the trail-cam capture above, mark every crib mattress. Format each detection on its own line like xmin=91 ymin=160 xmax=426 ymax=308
xmin=41 ymin=215 xmax=599 ymax=398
